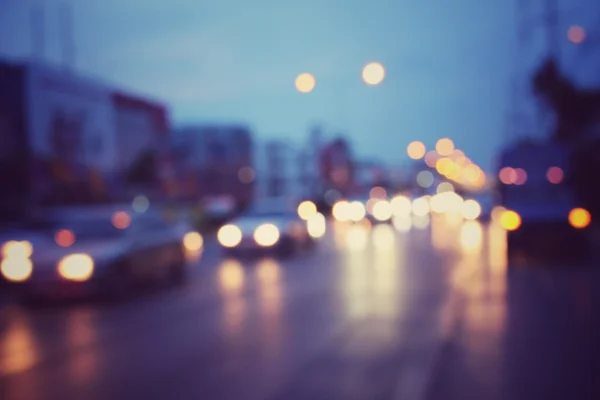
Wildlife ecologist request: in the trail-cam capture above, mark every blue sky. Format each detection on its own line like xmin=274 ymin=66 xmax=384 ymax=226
xmin=1 ymin=0 xmax=596 ymax=171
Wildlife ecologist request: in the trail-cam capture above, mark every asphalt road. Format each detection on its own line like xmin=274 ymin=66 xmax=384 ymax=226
xmin=1 ymin=216 xmax=599 ymax=400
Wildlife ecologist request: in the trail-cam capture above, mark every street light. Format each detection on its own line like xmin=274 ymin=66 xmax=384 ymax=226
xmin=361 ymin=62 xmax=385 ymax=85
xmin=295 ymin=72 xmax=316 ymax=93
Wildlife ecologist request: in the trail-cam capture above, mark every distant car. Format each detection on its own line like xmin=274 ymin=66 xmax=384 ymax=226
xmin=217 ymin=199 xmax=317 ymax=256
xmin=0 ymin=207 xmax=203 ymax=301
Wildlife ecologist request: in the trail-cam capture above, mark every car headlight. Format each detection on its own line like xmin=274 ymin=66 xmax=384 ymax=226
xmin=2 ymin=240 xmax=33 ymax=259
xmin=253 ymin=224 xmax=280 ymax=247
xmin=1 ymin=257 xmax=33 ymax=282
xmin=183 ymin=231 xmax=203 ymax=251
xmin=57 ymin=253 xmax=94 ymax=282
xmin=217 ymin=224 xmax=243 ymax=248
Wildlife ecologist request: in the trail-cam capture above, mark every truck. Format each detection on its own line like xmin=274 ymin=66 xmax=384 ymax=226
xmin=0 ymin=60 xmax=172 ymax=225
xmin=496 ymin=139 xmax=592 ymax=260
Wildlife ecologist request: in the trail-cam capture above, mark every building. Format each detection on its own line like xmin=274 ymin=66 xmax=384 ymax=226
xmin=254 ymin=139 xmax=307 ymax=201
xmin=172 ymin=125 xmax=254 ymax=208
xmin=0 ymin=59 xmax=171 ymax=221
xmin=319 ymin=137 xmax=355 ymax=197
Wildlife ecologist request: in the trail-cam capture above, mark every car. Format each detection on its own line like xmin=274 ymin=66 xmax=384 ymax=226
xmin=217 ymin=199 xmax=318 ymax=257
xmin=498 ymin=141 xmax=592 ymax=261
xmin=0 ymin=206 xmax=203 ymax=301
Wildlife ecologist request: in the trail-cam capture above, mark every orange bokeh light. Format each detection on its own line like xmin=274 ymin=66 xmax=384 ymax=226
xmin=55 ymin=229 xmax=75 ymax=247
xmin=568 ymin=26 xmax=586 ymax=44
xmin=568 ymin=208 xmax=591 ymax=229
xmin=500 ymin=210 xmax=521 ymax=231
xmin=112 ymin=211 xmax=131 ymax=229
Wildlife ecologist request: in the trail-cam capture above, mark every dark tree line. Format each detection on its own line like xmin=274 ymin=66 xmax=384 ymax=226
xmin=532 ymin=57 xmax=600 ymax=216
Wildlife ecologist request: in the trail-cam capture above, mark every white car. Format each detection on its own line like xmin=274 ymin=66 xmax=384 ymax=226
xmin=0 ymin=207 xmax=203 ymax=301
xmin=217 ymin=200 xmax=319 ymax=256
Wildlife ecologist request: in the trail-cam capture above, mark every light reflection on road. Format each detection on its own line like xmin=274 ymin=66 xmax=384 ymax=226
xmin=0 ymin=215 xmax=518 ymax=400
xmin=256 ymin=258 xmax=283 ymax=359
xmin=217 ymin=259 xmax=247 ymax=337
xmin=0 ymin=314 xmax=38 ymax=376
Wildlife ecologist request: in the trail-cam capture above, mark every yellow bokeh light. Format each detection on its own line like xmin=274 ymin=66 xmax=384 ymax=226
xmin=435 ymin=138 xmax=455 ymax=156
xmin=183 ymin=232 xmax=204 ymax=251
xmin=436 ymin=157 xmax=454 ymax=176
xmin=2 ymin=240 xmax=33 ymax=259
xmin=297 ymin=200 xmax=317 ymax=220
xmin=407 ymin=141 xmax=426 ymax=160
xmin=362 ymin=62 xmax=385 ymax=85
xmin=295 ymin=73 xmax=316 ymax=93
xmin=500 ymin=210 xmax=521 ymax=231
xmin=568 ymin=208 xmax=591 ymax=229
xmin=0 ymin=257 xmax=33 ymax=282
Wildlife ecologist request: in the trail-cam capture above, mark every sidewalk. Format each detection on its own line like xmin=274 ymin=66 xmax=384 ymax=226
xmin=426 ymin=263 xmax=600 ymax=400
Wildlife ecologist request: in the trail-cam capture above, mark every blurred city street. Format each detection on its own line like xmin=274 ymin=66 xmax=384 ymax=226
xmin=1 ymin=217 xmax=598 ymax=400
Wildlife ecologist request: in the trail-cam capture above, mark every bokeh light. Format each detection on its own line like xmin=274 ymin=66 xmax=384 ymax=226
xmin=425 ymin=151 xmax=439 ymax=168
xmin=295 ymin=72 xmax=316 ymax=93
xmin=370 ymin=186 xmax=387 ymax=199
xmin=500 ymin=210 xmax=521 ymax=231
xmin=499 ymin=167 xmax=517 ymax=184
xmin=372 ymin=200 xmax=393 ymax=221
xmin=391 ymin=195 xmax=412 ymax=217
xmin=514 ymin=168 xmax=527 ymax=185
xmin=436 ymin=182 xmax=454 ymax=193
xmin=55 ymin=229 xmax=75 ymax=247
xmin=132 ymin=195 xmax=150 ymax=213
xmin=461 ymin=199 xmax=482 ymax=221
xmin=568 ymin=208 xmax=591 ymax=229
xmin=568 ymin=25 xmax=586 ymax=44
xmin=407 ymin=141 xmax=426 ymax=160
xmin=435 ymin=138 xmax=454 ymax=156
xmin=362 ymin=62 xmax=385 ymax=85
xmin=416 ymin=170 xmax=434 ymax=188
xmin=547 ymin=166 xmax=564 ymax=184
xmin=412 ymin=197 xmax=430 ymax=217
xmin=297 ymin=200 xmax=317 ymax=220
xmin=111 ymin=211 xmax=131 ymax=229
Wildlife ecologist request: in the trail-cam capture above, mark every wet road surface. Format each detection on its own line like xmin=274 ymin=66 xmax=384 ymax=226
xmin=1 ymin=216 xmax=599 ymax=399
